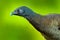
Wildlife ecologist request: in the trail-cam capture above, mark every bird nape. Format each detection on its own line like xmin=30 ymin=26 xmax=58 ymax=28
xmin=11 ymin=6 xmax=60 ymax=40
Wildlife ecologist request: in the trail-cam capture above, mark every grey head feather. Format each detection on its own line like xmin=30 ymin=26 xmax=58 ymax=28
xmin=12 ymin=6 xmax=36 ymax=17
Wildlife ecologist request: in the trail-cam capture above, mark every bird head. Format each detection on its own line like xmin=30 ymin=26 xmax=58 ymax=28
xmin=11 ymin=6 xmax=34 ymax=17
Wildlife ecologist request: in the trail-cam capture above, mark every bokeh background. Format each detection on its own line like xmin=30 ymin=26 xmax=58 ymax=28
xmin=0 ymin=0 xmax=60 ymax=40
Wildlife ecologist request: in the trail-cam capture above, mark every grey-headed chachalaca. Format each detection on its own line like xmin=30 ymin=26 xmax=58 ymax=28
xmin=11 ymin=6 xmax=60 ymax=40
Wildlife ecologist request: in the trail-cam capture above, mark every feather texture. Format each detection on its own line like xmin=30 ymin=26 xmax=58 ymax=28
xmin=12 ymin=6 xmax=60 ymax=40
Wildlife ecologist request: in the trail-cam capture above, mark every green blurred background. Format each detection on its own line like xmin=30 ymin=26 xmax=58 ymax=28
xmin=0 ymin=0 xmax=60 ymax=40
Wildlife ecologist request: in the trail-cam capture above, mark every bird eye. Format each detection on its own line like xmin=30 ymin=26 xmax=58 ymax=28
xmin=18 ymin=9 xmax=24 ymax=14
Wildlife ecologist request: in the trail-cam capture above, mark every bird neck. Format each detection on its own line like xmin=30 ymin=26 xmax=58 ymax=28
xmin=25 ymin=13 xmax=42 ymax=31
xmin=41 ymin=32 xmax=54 ymax=40
xmin=25 ymin=12 xmax=41 ymax=19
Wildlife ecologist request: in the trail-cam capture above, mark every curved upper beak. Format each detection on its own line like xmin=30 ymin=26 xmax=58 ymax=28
xmin=10 ymin=11 xmax=18 ymax=16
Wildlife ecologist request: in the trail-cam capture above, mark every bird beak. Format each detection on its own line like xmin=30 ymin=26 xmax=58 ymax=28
xmin=10 ymin=11 xmax=18 ymax=16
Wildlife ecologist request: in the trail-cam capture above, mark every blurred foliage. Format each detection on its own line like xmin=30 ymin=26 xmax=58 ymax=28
xmin=0 ymin=0 xmax=60 ymax=40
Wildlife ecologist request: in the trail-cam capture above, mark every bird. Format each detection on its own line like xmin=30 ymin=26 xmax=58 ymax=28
xmin=11 ymin=6 xmax=60 ymax=40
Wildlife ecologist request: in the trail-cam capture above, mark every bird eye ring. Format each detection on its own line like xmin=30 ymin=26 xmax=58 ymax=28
xmin=18 ymin=9 xmax=25 ymax=14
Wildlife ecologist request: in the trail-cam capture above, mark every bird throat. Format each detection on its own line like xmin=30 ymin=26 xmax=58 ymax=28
xmin=25 ymin=13 xmax=42 ymax=31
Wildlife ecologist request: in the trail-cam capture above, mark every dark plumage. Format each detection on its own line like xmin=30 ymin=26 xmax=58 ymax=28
xmin=12 ymin=6 xmax=60 ymax=40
